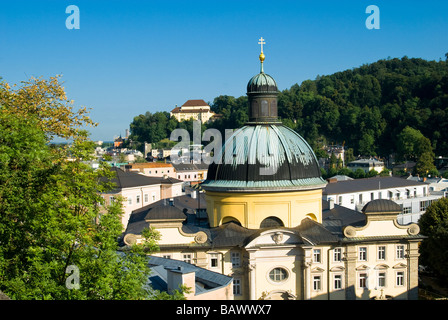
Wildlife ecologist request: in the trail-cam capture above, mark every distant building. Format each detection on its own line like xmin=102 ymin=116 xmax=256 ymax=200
xmin=101 ymin=167 xmax=183 ymax=229
xmin=347 ymin=159 xmax=385 ymax=174
xmin=170 ymin=99 xmax=216 ymax=123
xmin=125 ymin=162 xmax=176 ymax=178
xmin=323 ymin=176 xmax=446 ymax=224
xmin=147 ymin=256 xmax=233 ymax=300
xmin=172 ymin=162 xmax=209 ymax=184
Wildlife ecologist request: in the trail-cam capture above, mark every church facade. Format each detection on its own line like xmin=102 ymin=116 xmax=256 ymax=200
xmin=122 ymin=39 xmax=423 ymax=300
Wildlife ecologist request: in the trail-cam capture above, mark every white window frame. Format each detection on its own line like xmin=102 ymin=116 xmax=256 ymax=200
xmin=333 ymin=248 xmax=342 ymax=262
xmin=396 ymin=271 xmax=405 ymax=287
xmin=396 ymin=245 xmax=405 ymax=259
xmin=378 ymin=272 xmax=386 ymax=288
xmin=359 ymin=247 xmax=367 ymax=261
xmin=231 ymin=252 xmax=241 ymax=268
xmin=378 ymin=246 xmax=386 ymax=260
xmin=313 ymin=249 xmax=322 ymax=263
xmin=358 ymin=273 xmax=368 ymax=289
xmin=210 ymin=253 xmax=219 ymax=268
xmin=313 ymin=275 xmax=322 ymax=291
xmin=333 ymin=274 xmax=343 ymax=290
xmin=183 ymin=254 xmax=192 ymax=264
xmin=233 ymin=278 xmax=242 ymax=295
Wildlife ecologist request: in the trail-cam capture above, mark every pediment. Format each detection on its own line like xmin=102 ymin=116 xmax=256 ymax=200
xmin=330 ymin=266 xmax=345 ymax=272
xmin=245 ymin=229 xmax=302 ymax=248
xmin=355 ymin=264 xmax=369 ymax=271
xmin=374 ymin=264 xmax=390 ymax=270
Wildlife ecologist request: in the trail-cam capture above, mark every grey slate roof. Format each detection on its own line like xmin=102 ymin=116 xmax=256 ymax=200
xmin=147 ymin=256 xmax=233 ymax=296
xmin=362 ymin=199 xmax=402 ymax=214
xmin=323 ymin=176 xmax=427 ymax=195
xmin=104 ymin=167 xmax=183 ymax=192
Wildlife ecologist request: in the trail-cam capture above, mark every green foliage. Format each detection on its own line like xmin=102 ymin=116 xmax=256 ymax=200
xmin=0 ymin=77 xmax=175 ymax=300
xmin=419 ymin=198 xmax=448 ymax=283
xmin=275 ymin=56 xmax=448 ymax=158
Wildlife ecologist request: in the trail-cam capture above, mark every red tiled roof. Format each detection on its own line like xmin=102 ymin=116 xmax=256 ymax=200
xmin=182 ymin=99 xmax=209 ymax=107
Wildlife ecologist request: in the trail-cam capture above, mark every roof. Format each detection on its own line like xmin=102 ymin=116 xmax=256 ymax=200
xmin=203 ymin=124 xmax=326 ymax=192
xmin=182 ymin=99 xmax=210 ymax=107
xmin=362 ymin=199 xmax=401 ymax=214
xmin=247 ymin=72 xmax=278 ymax=93
xmin=172 ymin=162 xmax=209 ymax=171
xmin=170 ymin=107 xmax=211 ymax=113
xmin=125 ymin=163 xmax=174 ymax=169
xmin=103 ymin=167 xmax=182 ymax=191
xmin=125 ymin=194 xmax=207 ymax=235
xmin=323 ymin=176 xmax=427 ymax=195
xmin=147 ymin=256 xmax=233 ymax=296
xmin=322 ymin=200 xmax=366 ymax=236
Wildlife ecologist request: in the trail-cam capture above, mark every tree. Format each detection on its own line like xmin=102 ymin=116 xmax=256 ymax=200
xmin=0 ymin=77 xmax=167 ymax=300
xmin=419 ymin=198 xmax=448 ymax=283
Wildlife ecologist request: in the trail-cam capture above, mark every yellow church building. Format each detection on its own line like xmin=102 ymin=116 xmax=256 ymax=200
xmin=122 ymin=39 xmax=423 ymax=300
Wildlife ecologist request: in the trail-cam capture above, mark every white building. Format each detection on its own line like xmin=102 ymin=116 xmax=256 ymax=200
xmin=347 ymin=159 xmax=385 ymax=174
xmin=323 ymin=176 xmax=446 ymax=224
xmin=101 ymin=167 xmax=183 ymax=229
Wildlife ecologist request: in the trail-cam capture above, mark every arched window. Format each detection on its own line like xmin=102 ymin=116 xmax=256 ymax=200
xmin=260 ymin=216 xmax=284 ymax=228
xmin=221 ymin=216 xmax=242 ymax=226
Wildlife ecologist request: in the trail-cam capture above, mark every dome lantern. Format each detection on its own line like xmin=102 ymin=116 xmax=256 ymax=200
xmin=246 ymin=37 xmax=280 ymax=124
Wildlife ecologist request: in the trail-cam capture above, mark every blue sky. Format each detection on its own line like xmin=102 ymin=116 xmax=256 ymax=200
xmin=1 ymin=0 xmax=447 ymax=141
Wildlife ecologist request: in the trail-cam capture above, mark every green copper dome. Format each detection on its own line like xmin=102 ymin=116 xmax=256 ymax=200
xmin=247 ymin=71 xmax=278 ymax=94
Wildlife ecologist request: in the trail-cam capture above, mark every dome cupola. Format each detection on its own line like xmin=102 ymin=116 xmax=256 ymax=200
xmin=202 ymin=37 xmax=326 ymax=193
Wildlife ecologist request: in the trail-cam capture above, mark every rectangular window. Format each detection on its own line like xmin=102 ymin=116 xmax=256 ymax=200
xmin=359 ymin=247 xmax=367 ymax=261
xmin=128 ymin=197 xmax=132 ymax=205
xmin=313 ymin=275 xmax=321 ymax=291
xmin=378 ymin=246 xmax=386 ymax=260
xmin=403 ymin=206 xmax=411 ymax=214
xmin=231 ymin=252 xmax=241 ymax=268
xmin=333 ymin=248 xmax=342 ymax=262
xmin=144 ymin=194 xmax=149 ymax=202
xmin=370 ymin=192 xmax=374 ymax=201
xmin=313 ymin=249 xmax=321 ymax=263
xmin=420 ymin=201 xmax=427 ymax=212
xmin=378 ymin=272 xmax=386 ymax=287
xmin=359 ymin=194 xmax=363 ymax=203
xmin=136 ymin=195 xmax=140 ymax=204
xmin=396 ymin=271 xmax=405 ymax=286
xmin=109 ymin=196 xmax=115 ymax=203
xmin=359 ymin=273 xmax=368 ymax=288
xmin=233 ymin=279 xmax=241 ymax=295
xmin=338 ymin=196 xmax=342 ymax=205
xmin=396 ymin=245 xmax=405 ymax=259
xmin=210 ymin=254 xmax=219 ymax=268
xmin=334 ymin=274 xmax=342 ymax=290
xmin=162 ymin=255 xmax=171 ymax=259
xmin=183 ymin=254 xmax=192 ymax=264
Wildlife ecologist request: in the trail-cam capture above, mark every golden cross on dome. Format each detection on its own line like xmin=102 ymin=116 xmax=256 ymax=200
xmin=258 ymin=37 xmax=266 ymax=68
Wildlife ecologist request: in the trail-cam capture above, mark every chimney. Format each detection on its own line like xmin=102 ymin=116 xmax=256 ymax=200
xmin=166 ymin=266 xmax=195 ymax=298
xmin=329 ymin=198 xmax=334 ymax=210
